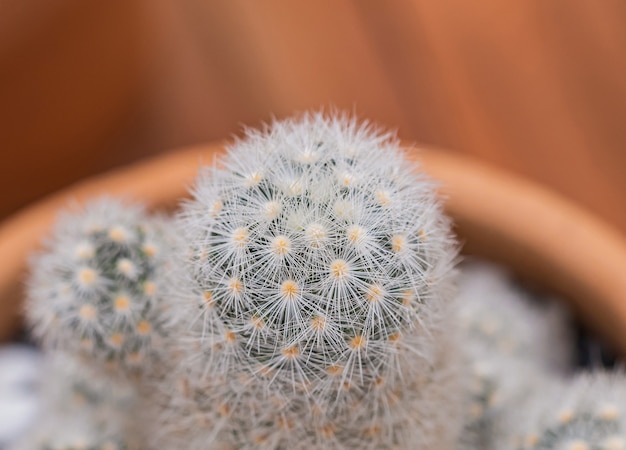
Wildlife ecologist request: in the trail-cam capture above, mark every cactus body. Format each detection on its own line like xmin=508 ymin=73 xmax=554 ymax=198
xmin=455 ymin=262 xmax=573 ymax=449
xmin=9 ymin=353 xmax=138 ymax=450
xmin=26 ymin=199 xmax=177 ymax=379
xmin=505 ymin=372 xmax=626 ymax=450
xmin=162 ymin=113 xmax=461 ymax=449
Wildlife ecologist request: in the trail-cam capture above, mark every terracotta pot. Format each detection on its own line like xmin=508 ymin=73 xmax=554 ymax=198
xmin=1 ymin=143 xmax=626 ymax=353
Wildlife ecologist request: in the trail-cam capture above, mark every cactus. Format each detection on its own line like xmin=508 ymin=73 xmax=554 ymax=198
xmin=457 ymin=262 xmax=573 ymax=371
xmin=158 ymin=113 xmax=461 ymax=449
xmin=455 ymin=262 xmax=574 ymax=449
xmin=26 ymin=198 xmax=177 ymax=380
xmin=9 ymin=353 xmax=138 ymax=450
xmin=40 ymin=353 xmax=136 ymax=428
xmin=501 ymin=372 xmax=626 ymax=450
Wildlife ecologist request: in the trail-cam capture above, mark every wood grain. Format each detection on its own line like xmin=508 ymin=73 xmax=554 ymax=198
xmin=140 ymin=1 xmax=626 ymax=235
xmin=0 ymin=0 xmax=151 ymax=218
xmin=2 ymin=1 xmax=625 ymax=236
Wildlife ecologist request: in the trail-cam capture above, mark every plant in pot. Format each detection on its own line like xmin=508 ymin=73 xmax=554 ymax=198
xmin=1 ymin=113 xmax=626 ymax=449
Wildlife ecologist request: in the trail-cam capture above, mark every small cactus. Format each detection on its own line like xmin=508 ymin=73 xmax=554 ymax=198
xmin=161 ymin=113 xmax=461 ymax=448
xmin=9 ymin=354 xmax=138 ymax=450
xmin=457 ymin=262 xmax=573 ymax=371
xmin=40 ymin=353 xmax=136 ymax=427
xmin=455 ymin=262 xmax=574 ymax=449
xmin=26 ymin=198 xmax=177 ymax=379
xmin=504 ymin=372 xmax=626 ymax=450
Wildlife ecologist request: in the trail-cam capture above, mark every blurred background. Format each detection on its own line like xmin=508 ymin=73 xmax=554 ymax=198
xmin=1 ymin=0 xmax=625 ymax=233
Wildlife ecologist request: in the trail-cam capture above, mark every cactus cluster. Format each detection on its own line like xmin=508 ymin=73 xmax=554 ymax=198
xmin=14 ymin=113 xmax=626 ymax=449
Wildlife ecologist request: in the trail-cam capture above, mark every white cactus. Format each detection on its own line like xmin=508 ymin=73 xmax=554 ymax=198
xmin=22 ymin=114 xmax=613 ymax=450
xmin=9 ymin=353 xmax=139 ymax=450
xmin=502 ymin=371 xmax=626 ymax=450
xmin=158 ymin=113 xmax=461 ymax=449
xmin=457 ymin=261 xmax=573 ymax=370
xmin=455 ymin=261 xmax=574 ymax=449
xmin=41 ymin=353 xmax=136 ymax=427
xmin=26 ymin=198 xmax=178 ymax=380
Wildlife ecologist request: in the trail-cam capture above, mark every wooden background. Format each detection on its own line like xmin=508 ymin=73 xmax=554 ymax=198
xmin=1 ymin=0 xmax=625 ymax=236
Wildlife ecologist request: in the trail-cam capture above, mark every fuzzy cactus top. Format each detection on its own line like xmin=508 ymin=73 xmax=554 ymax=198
xmin=164 ymin=113 xmax=461 ymax=449
xmin=26 ymin=198 xmax=178 ymax=379
xmin=180 ymin=112 xmax=456 ymax=382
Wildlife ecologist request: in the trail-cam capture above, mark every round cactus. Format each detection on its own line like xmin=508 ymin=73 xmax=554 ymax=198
xmin=162 ymin=113 xmax=461 ymax=448
xmin=9 ymin=352 xmax=141 ymax=450
xmin=455 ymin=261 xmax=574 ymax=449
xmin=502 ymin=372 xmax=626 ymax=450
xmin=457 ymin=262 xmax=573 ymax=371
xmin=26 ymin=198 xmax=178 ymax=378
